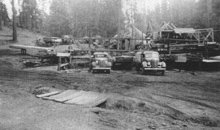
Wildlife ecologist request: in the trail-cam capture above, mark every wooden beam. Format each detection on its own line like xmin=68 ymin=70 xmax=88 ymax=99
xmin=57 ymin=56 xmax=61 ymax=71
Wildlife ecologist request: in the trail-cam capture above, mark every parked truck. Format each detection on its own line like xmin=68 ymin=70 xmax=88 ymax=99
xmin=134 ymin=51 xmax=166 ymax=75
xmin=91 ymin=52 xmax=112 ymax=74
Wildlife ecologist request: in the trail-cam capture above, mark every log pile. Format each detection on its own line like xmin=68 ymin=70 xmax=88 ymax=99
xmin=186 ymin=53 xmax=203 ymax=62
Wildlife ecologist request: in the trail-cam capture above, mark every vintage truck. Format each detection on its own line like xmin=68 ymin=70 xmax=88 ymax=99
xmin=91 ymin=52 xmax=112 ymax=74
xmin=134 ymin=51 xmax=166 ymax=75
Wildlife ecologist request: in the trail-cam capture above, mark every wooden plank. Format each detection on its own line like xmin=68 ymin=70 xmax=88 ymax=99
xmin=203 ymin=59 xmax=220 ymax=63
xmin=57 ymin=52 xmax=70 ymax=57
xmin=71 ymin=92 xmax=98 ymax=104
xmin=36 ymin=91 xmax=60 ymax=98
xmin=85 ymin=94 xmax=109 ymax=107
xmin=78 ymin=93 xmax=100 ymax=105
xmin=55 ymin=91 xmax=86 ymax=102
xmin=65 ymin=92 xmax=98 ymax=104
xmin=42 ymin=90 xmax=76 ymax=100
xmin=64 ymin=91 xmax=92 ymax=104
xmin=9 ymin=44 xmax=52 ymax=50
xmin=90 ymin=97 xmax=108 ymax=107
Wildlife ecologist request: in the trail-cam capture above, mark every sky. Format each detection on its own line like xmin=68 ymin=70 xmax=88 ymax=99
xmin=3 ymin=0 xmax=160 ymax=18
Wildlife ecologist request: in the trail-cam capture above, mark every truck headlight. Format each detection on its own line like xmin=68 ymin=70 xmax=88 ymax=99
xmin=92 ymin=62 xmax=96 ymax=66
xmin=158 ymin=62 xmax=162 ymax=68
xmin=147 ymin=62 xmax=151 ymax=67
xmin=107 ymin=62 xmax=112 ymax=67
xmin=161 ymin=62 xmax=166 ymax=68
xmin=142 ymin=61 xmax=147 ymax=67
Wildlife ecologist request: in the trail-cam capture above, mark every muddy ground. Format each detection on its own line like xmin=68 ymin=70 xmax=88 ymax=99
xmin=0 ymin=28 xmax=220 ymax=130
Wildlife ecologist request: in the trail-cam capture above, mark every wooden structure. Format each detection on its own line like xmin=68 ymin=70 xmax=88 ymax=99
xmin=194 ymin=28 xmax=214 ymax=44
xmin=9 ymin=44 xmax=53 ymax=55
xmin=158 ymin=22 xmax=176 ymax=38
xmin=157 ymin=22 xmax=214 ymax=44
xmin=37 ymin=89 xmax=109 ymax=107
xmin=57 ymin=52 xmax=71 ymax=71
xmin=156 ymin=22 xmax=216 ymax=55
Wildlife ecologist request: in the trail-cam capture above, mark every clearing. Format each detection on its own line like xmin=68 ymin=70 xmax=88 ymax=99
xmin=0 ymin=27 xmax=220 ymax=130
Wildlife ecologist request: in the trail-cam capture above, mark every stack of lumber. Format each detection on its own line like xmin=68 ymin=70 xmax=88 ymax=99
xmin=186 ymin=53 xmax=203 ymax=62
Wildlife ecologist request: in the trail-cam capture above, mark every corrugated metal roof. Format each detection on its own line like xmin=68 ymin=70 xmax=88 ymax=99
xmin=174 ymin=28 xmax=196 ymax=34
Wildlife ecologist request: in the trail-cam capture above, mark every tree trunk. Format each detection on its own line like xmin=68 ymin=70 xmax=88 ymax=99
xmin=12 ymin=0 xmax=17 ymax=42
xmin=207 ymin=0 xmax=212 ymax=27
xmin=0 ymin=2 xmax=2 ymax=30
xmin=0 ymin=18 xmax=2 ymax=30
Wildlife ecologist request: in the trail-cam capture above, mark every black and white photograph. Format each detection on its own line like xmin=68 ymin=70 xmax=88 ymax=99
xmin=0 ymin=0 xmax=220 ymax=129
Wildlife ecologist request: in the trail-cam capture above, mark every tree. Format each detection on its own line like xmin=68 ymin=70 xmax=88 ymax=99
xmin=18 ymin=0 xmax=44 ymax=30
xmin=0 ymin=1 xmax=9 ymax=30
xmin=45 ymin=0 xmax=123 ymax=37
xmin=12 ymin=0 xmax=17 ymax=42
xmin=0 ymin=1 xmax=3 ymax=30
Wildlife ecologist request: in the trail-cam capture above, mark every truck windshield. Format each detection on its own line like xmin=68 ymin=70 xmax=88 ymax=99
xmin=95 ymin=54 xmax=107 ymax=58
xmin=144 ymin=53 xmax=159 ymax=58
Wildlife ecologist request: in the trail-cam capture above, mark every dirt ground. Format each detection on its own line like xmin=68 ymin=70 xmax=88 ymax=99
xmin=1 ymin=28 xmax=220 ymax=130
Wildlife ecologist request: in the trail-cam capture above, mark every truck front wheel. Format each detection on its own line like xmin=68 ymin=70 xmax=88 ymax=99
xmin=140 ymin=68 xmax=145 ymax=75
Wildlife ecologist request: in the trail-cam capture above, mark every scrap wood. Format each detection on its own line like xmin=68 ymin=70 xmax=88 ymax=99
xmin=53 ymin=91 xmax=85 ymax=102
xmin=77 ymin=93 xmax=101 ymax=105
xmin=86 ymin=94 xmax=109 ymax=107
xmin=42 ymin=90 xmax=77 ymax=100
xmin=64 ymin=92 xmax=99 ymax=104
xmin=36 ymin=91 xmax=61 ymax=98
xmin=37 ymin=89 xmax=109 ymax=107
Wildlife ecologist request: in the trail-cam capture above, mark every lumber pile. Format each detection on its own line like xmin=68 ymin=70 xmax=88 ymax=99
xmin=186 ymin=53 xmax=203 ymax=62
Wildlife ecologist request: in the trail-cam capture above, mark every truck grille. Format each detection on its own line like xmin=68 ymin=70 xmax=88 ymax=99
xmin=98 ymin=60 xmax=107 ymax=67
xmin=150 ymin=60 xmax=158 ymax=68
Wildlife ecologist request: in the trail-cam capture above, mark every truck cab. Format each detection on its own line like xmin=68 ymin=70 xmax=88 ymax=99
xmin=91 ymin=52 xmax=112 ymax=74
xmin=134 ymin=51 xmax=166 ymax=75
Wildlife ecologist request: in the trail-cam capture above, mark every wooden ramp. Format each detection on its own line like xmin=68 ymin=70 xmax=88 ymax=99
xmin=37 ymin=90 xmax=108 ymax=107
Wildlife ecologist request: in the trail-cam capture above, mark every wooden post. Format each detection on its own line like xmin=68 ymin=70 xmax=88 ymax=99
xmin=211 ymin=29 xmax=214 ymax=42
xmin=89 ymin=38 xmax=91 ymax=48
xmin=69 ymin=56 xmax=72 ymax=65
xmin=41 ymin=58 xmax=43 ymax=64
xmin=204 ymin=41 xmax=209 ymax=59
xmin=168 ymin=43 xmax=171 ymax=55
xmin=128 ymin=38 xmax=131 ymax=52
xmin=89 ymin=38 xmax=92 ymax=71
xmin=58 ymin=56 xmax=61 ymax=71
xmin=117 ymin=40 xmax=119 ymax=50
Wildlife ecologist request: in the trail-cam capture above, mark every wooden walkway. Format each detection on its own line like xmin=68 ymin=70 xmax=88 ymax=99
xmin=36 ymin=90 xmax=108 ymax=107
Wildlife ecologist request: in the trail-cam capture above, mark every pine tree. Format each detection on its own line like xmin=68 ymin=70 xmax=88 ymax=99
xmin=12 ymin=0 xmax=17 ymax=42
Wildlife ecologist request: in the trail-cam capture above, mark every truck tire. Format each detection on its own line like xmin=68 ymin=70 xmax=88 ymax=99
xmin=140 ymin=68 xmax=145 ymax=75
xmin=112 ymin=62 xmax=116 ymax=70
